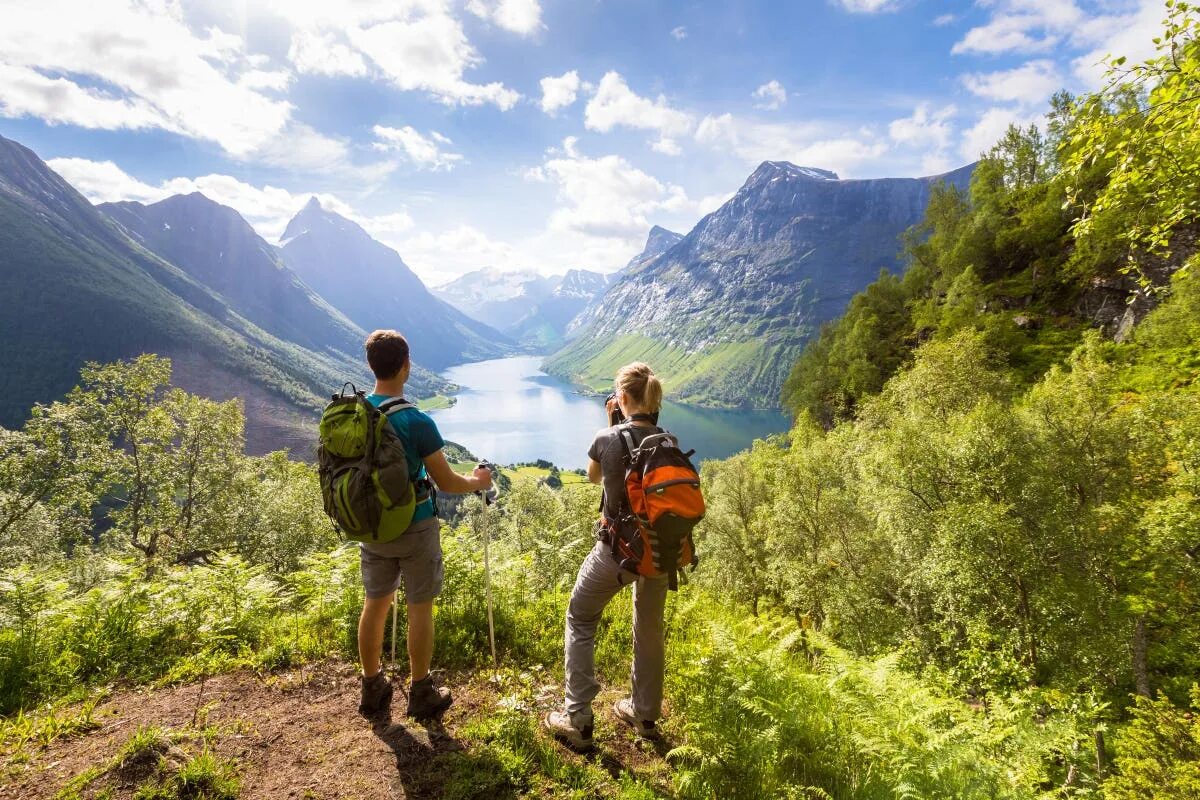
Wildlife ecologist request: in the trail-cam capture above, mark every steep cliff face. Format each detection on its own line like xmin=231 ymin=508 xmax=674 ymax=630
xmin=279 ymin=199 xmax=512 ymax=370
xmin=0 ymin=134 xmax=385 ymax=453
xmin=624 ymin=225 xmax=684 ymax=273
xmin=545 ymin=161 xmax=974 ymax=408
xmin=101 ymin=193 xmax=363 ymax=357
xmin=564 ymin=226 xmax=682 ymax=338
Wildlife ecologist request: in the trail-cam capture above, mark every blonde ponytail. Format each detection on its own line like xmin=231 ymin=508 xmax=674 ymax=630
xmin=615 ymin=362 xmax=662 ymax=413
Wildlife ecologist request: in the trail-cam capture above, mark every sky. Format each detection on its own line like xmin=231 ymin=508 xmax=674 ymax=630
xmin=0 ymin=0 xmax=1170 ymax=285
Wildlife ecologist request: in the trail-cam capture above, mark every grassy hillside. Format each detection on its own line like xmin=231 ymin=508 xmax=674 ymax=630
xmin=0 ymin=137 xmax=451 ymax=453
xmin=544 ymin=333 xmax=803 ymax=408
xmin=545 ymin=164 xmax=973 ymax=410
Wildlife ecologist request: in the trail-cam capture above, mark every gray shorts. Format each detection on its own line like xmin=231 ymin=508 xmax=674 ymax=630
xmin=359 ymin=517 xmax=443 ymax=603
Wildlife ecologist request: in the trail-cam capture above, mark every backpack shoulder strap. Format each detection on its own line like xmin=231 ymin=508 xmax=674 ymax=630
xmin=619 ymin=426 xmax=641 ymax=465
xmin=379 ymin=397 xmax=416 ymax=416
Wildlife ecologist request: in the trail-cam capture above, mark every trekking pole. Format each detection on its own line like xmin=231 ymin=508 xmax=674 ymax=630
xmin=390 ymin=600 xmax=398 ymax=676
xmin=475 ymin=461 xmax=500 ymax=679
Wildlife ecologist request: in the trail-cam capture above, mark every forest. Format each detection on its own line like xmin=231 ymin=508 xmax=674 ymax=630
xmin=3 ymin=4 xmax=1200 ymax=798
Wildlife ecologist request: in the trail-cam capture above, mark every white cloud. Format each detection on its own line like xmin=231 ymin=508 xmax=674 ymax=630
xmin=651 ymin=137 xmax=683 ymax=156
xmin=694 ymin=113 xmax=888 ymax=176
xmin=584 ymin=72 xmax=694 ymax=147
xmin=540 ymin=70 xmax=582 ymax=115
xmin=951 ymin=0 xmax=1087 ymax=56
xmin=752 ymin=80 xmax=788 ymax=111
xmin=951 ymin=0 xmax=1145 ymax=58
xmin=696 ymin=191 xmax=735 ymax=217
xmin=0 ymin=63 xmax=167 ymax=133
xmin=348 ymin=12 xmax=520 ymax=109
xmin=951 ymin=0 xmax=1163 ymax=88
xmin=671 ymin=26 xmax=688 ymax=40
xmin=525 ymin=139 xmax=700 ymax=242
xmin=933 ymin=13 xmax=957 ymax=27
xmin=250 ymin=122 xmax=384 ymax=178
xmin=396 ymin=225 xmax=522 ymax=283
xmin=888 ymin=104 xmax=959 ymax=176
xmin=271 ymin=0 xmax=520 ymax=110
xmin=46 ymin=157 xmax=169 ymax=205
xmin=959 ymin=107 xmax=1044 ymax=162
xmin=372 ymin=125 xmax=464 ymax=170
xmin=835 ymin=0 xmax=900 ymax=12
xmin=238 ymin=70 xmax=293 ymax=93
xmin=466 ymin=0 xmax=544 ymax=35
xmin=287 ymin=29 xmax=369 ymax=77
xmin=1071 ymin=0 xmax=1165 ymax=87
xmin=0 ymin=0 xmax=294 ymax=159
xmin=46 ymin=156 xmax=410 ymax=246
xmin=963 ymin=60 xmax=1063 ymax=105
xmin=889 ymin=104 xmax=956 ymax=149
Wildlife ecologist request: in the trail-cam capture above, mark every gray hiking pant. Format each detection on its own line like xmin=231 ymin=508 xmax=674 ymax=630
xmin=564 ymin=541 xmax=669 ymax=722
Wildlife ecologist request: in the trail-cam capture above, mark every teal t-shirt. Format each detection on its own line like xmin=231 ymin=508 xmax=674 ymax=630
xmin=367 ymin=394 xmax=444 ymax=522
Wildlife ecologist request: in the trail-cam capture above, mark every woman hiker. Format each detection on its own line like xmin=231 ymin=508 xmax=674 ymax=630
xmin=544 ymin=362 xmax=670 ymax=751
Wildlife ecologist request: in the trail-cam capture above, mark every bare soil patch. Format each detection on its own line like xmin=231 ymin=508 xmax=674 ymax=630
xmin=1 ymin=661 xmax=673 ymax=799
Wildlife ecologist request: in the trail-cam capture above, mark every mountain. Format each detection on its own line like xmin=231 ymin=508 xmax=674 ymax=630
xmin=544 ymin=161 xmax=975 ymax=409
xmin=434 ymin=268 xmax=611 ymax=350
xmin=433 ymin=269 xmax=557 ymax=331
xmin=624 ymin=225 xmax=684 ymax=272
xmin=99 ymin=194 xmax=363 ymax=356
xmin=279 ymin=199 xmax=512 ymax=370
xmin=0 ymin=134 xmax=444 ymax=454
xmin=565 ymin=226 xmax=682 ymax=338
xmin=98 ymin=192 xmax=450 ymax=408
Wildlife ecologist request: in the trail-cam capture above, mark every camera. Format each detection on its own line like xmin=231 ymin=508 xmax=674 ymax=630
xmin=605 ymin=393 xmax=625 ymax=426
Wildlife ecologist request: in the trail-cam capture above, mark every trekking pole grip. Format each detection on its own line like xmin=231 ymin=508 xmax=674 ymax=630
xmin=475 ymin=461 xmax=499 ymax=505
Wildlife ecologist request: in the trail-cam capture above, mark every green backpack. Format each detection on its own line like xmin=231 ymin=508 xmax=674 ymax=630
xmin=317 ymin=384 xmax=421 ymax=543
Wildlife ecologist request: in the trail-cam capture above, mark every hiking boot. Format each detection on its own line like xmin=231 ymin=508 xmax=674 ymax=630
xmin=544 ymin=709 xmax=594 ymax=752
xmin=406 ymin=675 xmax=452 ymax=721
xmin=613 ymin=698 xmax=660 ymax=740
xmin=358 ymin=672 xmax=393 ymax=717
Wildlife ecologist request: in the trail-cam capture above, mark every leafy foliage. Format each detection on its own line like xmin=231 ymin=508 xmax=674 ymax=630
xmin=1066 ymin=1 xmax=1200 ymax=272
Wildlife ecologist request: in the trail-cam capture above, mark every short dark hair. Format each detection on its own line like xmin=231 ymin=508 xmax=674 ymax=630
xmin=364 ymin=330 xmax=410 ymax=379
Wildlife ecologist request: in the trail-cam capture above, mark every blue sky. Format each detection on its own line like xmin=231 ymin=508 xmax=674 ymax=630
xmin=0 ymin=0 xmax=1169 ymax=284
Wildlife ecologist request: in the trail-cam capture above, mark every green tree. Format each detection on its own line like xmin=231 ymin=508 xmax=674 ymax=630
xmin=1103 ymin=688 xmax=1200 ymax=799
xmin=1067 ymin=1 xmax=1200 ymax=276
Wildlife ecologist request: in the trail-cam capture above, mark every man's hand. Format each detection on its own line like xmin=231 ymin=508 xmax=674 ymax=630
xmin=472 ymin=466 xmax=493 ymax=492
xmin=424 ymin=449 xmax=492 ymax=495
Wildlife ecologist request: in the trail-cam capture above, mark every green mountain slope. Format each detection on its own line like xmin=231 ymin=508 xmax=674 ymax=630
xmin=0 ymin=134 xmax=437 ymax=453
xmin=545 ymin=162 xmax=974 ymax=409
xmin=98 ymin=193 xmax=450 ymax=399
xmin=279 ymin=198 xmax=513 ymax=370
xmin=783 ymin=120 xmax=1193 ymax=426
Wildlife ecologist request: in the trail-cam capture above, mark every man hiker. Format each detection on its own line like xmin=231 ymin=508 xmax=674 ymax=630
xmin=357 ymin=329 xmax=493 ymax=720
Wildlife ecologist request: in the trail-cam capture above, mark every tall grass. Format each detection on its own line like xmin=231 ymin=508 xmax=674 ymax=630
xmin=0 ymin=550 xmax=362 ymax=714
xmin=0 ymin=489 xmax=1135 ymax=797
xmin=662 ymin=599 xmax=1097 ymax=799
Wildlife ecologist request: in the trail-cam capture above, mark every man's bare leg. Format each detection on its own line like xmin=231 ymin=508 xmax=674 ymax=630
xmin=407 ymin=600 xmax=434 ymax=682
xmin=358 ymin=592 xmax=394 ymax=677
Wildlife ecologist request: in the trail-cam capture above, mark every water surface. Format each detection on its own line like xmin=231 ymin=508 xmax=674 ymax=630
xmin=429 ymin=356 xmax=790 ymax=469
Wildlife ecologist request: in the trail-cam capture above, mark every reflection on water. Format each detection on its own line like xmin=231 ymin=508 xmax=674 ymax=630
xmin=428 ymin=356 xmax=790 ymax=469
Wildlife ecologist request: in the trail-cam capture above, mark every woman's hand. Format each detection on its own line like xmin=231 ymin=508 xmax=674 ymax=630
xmin=605 ymin=395 xmax=620 ymax=422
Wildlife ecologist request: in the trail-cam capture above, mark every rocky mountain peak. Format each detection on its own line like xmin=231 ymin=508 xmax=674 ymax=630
xmin=626 ymin=225 xmax=684 ymax=272
xmin=746 ymin=161 xmax=839 ymax=187
xmin=281 ymin=197 xmax=365 ymax=245
xmin=547 ymin=160 xmax=976 ymax=409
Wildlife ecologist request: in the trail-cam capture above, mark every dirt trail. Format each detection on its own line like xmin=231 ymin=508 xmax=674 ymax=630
xmin=0 ymin=660 xmax=670 ymax=799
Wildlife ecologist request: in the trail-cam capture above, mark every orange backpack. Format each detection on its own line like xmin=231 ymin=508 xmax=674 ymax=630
xmin=604 ymin=424 xmax=704 ymax=590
